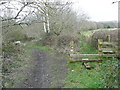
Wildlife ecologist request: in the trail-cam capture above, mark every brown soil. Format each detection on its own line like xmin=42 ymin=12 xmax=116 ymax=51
xmin=19 ymin=49 xmax=68 ymax=88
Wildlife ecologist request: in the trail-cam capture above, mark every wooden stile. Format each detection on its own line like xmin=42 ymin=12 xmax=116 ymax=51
xmin=69 ymin=35 xmax=118 ymax=67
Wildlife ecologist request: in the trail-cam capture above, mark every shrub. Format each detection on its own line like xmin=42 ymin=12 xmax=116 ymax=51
xmin=36 ymin=32 xmax=57 ymax=46
xmin=2 ymin=41 xmax=24 ymax=75
xmin=35 ymin=32 xmax=80 ymax=54
xmin=3 ymin=30 xmax=36 ymax=42
xmin=4 ymin=30 xmax=26 ymax=42
xmin=57 ymin=34 xmax=79 ymax=48
xmin=90 ymin=30 xmax=118 ymax=49
xmin=2 ymin=41 xmax=21 ymax=58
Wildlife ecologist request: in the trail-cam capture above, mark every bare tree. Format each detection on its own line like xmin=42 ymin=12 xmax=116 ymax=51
xmin=0 ymin=0 xmax=72 ymax=33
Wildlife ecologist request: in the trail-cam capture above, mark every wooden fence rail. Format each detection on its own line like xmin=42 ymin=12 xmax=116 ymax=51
xmin=70 ymin=60 xmax=103 ymax=63
xmin=70 ymin=54 xmax=118 ymax=58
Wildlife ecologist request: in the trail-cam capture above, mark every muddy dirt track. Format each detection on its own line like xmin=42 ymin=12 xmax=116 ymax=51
xmin=19 ymin=49 xmax=68 ymax=88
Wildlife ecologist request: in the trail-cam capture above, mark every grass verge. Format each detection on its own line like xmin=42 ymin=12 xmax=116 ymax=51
xmin=26 ymin=44 xmax=49 ymax=51
xmin=3 ymin=43 xmax=34 ymax=88
xmin=63 ymin=41 xmax=118 ymax=88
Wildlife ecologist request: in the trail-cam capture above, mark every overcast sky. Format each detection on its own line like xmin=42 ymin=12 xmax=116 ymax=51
xmin=69 ymin=0 xmax=118 ymax=22
xmin=0 ymin=0 xmax=118 ymax=22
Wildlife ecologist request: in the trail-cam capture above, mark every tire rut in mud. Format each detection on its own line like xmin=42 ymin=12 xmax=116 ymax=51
xmin=20 ymin=49 xmax=68 ymax=88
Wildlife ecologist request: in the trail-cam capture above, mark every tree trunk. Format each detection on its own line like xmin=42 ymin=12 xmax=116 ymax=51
xmin=43 ymin=17 xmax=47 ymax=33
xmin=43 ymin=0 xmax=50 ymax=33
xmin=46 ymin=12 xmax=50 ymax=33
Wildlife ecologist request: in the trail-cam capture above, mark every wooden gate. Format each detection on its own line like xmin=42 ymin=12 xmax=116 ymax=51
xmin=69 ymin=35 xmax=118 ymax=69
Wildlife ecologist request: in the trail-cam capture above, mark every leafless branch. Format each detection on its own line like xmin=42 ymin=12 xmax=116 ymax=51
xmin=112 ymin=1 xmax=120 ymax=4
xmin=1 ymin=1 xmax=72 ymax=29
xmin=14 ymin=2 xmax=34 ymax=19
xmin=19 ymin=11 xmax=33 ymax=22
xmin=2 ymin=17 xmax=21 ymax=21
xmin=0 ymin=1 xmax=7 ymax=5
xmin=2 ymin=22 xmax=29 ymax=28
xmin=2 ymin=20 xmax=44 ymax=29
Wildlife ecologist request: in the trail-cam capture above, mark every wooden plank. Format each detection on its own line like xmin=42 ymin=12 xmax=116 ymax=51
xmin=98 ymin=48 xmax=118 ymax=51
xmin=98 ymin=42 xmax=118 ymax=45
xmin=83 ymin=63 xmax=94 ymax=70
xmin=70 ymin=54 xmax=118 ymax=57
xmin=70 ymin=60 xmax=103 ymax=63
xmin=98 ymin=39 xmax=103 ymax=60
xmin=102 ymin=51 xmax=115 ymax=53
xmin=102 ymin=45 xmax=118 ymax=49
xmin=83 ymin=63 xmax=91 ymax=69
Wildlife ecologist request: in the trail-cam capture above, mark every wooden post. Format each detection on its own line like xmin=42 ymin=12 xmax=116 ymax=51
xmin=70 ymin=41 xmax=74 ymax=61
xmin=106 ymin=35 xmax=110 ymax=42
xmin=98 ymin=39 xmax=103 ymax=64
xmin=106 ymin=35 xmax=110 ymax=59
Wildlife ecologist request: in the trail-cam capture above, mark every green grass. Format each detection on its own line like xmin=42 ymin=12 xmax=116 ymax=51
xmin=64 ymin=41 xmax=103 ymax=88
xmin=81 ymin=28 xmax=117 ymax=39
xmin=11 ymin=47 xmax=34 ymax=88
xmin=79 ymin=41 xmax=97 ymax=54
xmin=27 ymin=49 xmax=34 ymax=52
xmin=3 ymin=44 xmax=34 ymax=88
xmin=63 ymin=39 xmax=118 ymax=88
xmin=63 ymin=63 xmax=103 ymax=88
xmin=27 ymin=44 xmax=49 ymax=51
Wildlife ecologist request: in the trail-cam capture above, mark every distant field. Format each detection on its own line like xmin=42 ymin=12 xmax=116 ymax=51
xmin=81 ymin=28 xmax=117 ymax=39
